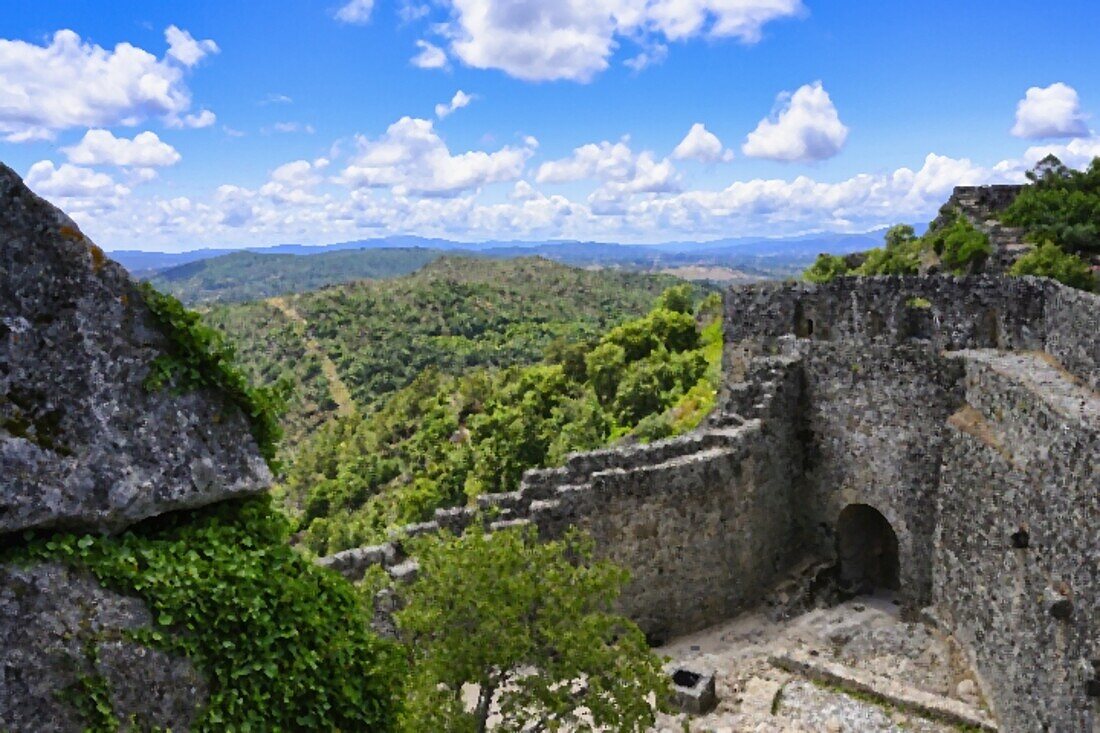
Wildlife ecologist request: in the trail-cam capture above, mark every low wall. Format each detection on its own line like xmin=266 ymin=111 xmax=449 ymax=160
xmin=934 ymin=354 xmax=1099 ymax=732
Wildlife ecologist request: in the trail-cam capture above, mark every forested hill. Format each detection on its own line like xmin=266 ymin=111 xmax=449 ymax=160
xmin=205 ymin=256 xmax=698 ymax=449
xmin=149 ymin=247 xmax=449 ymax=303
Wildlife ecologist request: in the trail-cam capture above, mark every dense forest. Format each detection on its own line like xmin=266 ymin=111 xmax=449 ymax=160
xmin=148 ymin=247 xmax=448 ymax=304
xmin=279 ymin=286 xmax=723 ymax=554
xmin=205 ymin=257 xmax=695 ymax=448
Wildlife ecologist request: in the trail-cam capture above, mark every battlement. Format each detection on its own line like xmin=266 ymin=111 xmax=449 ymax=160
xmin=321 ymin=273 xmax=1099 ymax=731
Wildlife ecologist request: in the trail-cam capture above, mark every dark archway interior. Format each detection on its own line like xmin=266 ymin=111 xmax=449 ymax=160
xmin=836 ymin=504 xmax=900 ymax=595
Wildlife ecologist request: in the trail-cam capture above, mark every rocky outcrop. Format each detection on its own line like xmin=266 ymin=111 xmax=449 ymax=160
xmin=0 ymin=564 xmax=207 ymax=731
xmin=1 ymin=162 xmax=276 ymax=730
xmin=0 ymin=163 xmax=270 ymax=535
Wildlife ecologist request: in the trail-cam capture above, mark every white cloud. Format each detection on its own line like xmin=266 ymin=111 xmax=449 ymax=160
xmin=164 ymin=25 xmax=219 ymax=67
xmin=435 ymin=90 xmax=474 ymax=119
xmin=63 ymin=130 xmax=181 ymax=167
xmin=166 ymin=109 xmax=216 ymax=129
xmin=411 ymin=40 xmax=448 ymax=69
xmin=1022 ymin=136 xmax=1100 ymax=170
xmin=25 ymin=161 xmax=130 ymax=205
xmin=270 ymin=121 xmax=316 ymax=134
xmin=0 ymin=29 xmax=211 ymax=141
xmin=672 ymin=123 xmax=733 ymax=163
xmin=624 ymin=43 xmax=668 ymax=72
xmin=1011 ymin=82 xmax=1089 ymax=139
xmin=335 ymin=0 xmax=375 ymax=24
xmin=742 ymin=81 xmax=848 ymax=162
xmin=536 ymin=140 xmax=637 ymax=183
xmin=338 ymin=116 xmax=534 ymax=196
xmin=261 ymin=93 xmax=293 ymax=105
xmin=442 ymin=0 xmax=803 ymax=82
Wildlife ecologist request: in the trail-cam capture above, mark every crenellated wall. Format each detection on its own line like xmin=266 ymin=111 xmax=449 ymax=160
xmin=324 ymin=273 xmax=1099 ymax=732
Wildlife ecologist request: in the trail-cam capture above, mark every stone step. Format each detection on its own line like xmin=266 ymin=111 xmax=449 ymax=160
xmin=769 ymin=651 xmax=998 ymax=731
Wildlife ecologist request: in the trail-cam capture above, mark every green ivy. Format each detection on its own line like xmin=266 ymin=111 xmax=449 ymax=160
xmin=5 ymin=497 xmax=404 ymax=732
xmin=139 ymin=283 xmax=288 ymax=467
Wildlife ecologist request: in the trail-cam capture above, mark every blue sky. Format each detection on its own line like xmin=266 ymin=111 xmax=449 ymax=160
xmin=2 ymin=1 xmax=1099 ymax=251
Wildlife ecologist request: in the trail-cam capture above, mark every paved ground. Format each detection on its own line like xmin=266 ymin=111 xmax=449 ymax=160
xmin=652 ymin=592 xmax=993 ymax=732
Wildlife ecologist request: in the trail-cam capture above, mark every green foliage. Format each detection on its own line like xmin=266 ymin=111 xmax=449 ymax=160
xmin=1009 ymin=241 xmax=1095 ymax=291
xmin=148 ymin=247 xmax=445 ymax=304
xmin=205 ymin=257 xmax=692 ymax=455
xmin=285 ymin=288 xmax=723 ymax=554
xmin=6 ymin=497 xmax=404 ymax=731
xmin=801 ymin=221 xmax=990 ymax=282
xmin=1001 ymin=155 xmax=1100 ymax=255
xmin=396 ymin=526 xmax=669 ymax=733
xmin=139 ymin=283 xmax=287 ymax=466
xmin=924 ymin=215 xmax=991 ymax=273
xmin=803 ymin=253 xmax=851 ymax=283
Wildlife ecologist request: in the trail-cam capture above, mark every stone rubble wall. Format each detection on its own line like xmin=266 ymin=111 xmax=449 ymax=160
xmin=792 ymin=341 xmax=966 ymax=608
xmin=934 ymin=352 xmax=1099 ymax=732
xmin=319 ymin=272 xmax=1098 ymax=730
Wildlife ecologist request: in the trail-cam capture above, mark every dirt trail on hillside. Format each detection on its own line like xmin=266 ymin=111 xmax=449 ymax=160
xmin=267 ymin=296 xmax=357 ymax=418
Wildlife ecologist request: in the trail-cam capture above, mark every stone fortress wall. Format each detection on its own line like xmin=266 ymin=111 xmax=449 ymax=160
xmin=328 ymin=271 xmax=1099 ymax=732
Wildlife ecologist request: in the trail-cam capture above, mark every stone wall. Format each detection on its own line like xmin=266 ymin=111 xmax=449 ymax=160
xmin=320 ymin=271 xmax=1097 ymax=731
xmin=934 ymin=351 xmax=1099 ymax=732
xmin=794 ymin=342 xmax=965 ymax=607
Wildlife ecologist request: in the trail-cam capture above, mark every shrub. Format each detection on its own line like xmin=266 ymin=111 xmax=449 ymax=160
xmin=1010 ymin=241 xmax=1095 ymax=291
xmin=7 ymin=497 xmax=405 ymax=731
xmin=803 ymin=253 xmax=851 ymax=283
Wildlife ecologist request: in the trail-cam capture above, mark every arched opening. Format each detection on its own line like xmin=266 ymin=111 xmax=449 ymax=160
xmin=836 ymin=504 xmax=900 ymax=596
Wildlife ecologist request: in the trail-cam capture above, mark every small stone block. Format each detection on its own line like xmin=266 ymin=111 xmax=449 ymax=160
xmin=669 ymin=666 xmax=717 ymax=715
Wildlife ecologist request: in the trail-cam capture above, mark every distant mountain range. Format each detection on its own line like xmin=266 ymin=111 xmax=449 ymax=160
xmin=124 ymin=230 xmax=900 ymax=304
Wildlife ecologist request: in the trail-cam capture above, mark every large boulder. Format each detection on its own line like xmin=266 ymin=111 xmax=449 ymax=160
xmin=0 ymin=163 xmax=270 ymax=534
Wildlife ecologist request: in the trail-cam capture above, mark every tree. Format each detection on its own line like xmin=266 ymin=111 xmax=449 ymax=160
xmin=655 ymin=284 xmax=694 ymax=314
xmin=1010 ymin=241 xmax=1095 ymax=291
xmin=396 ymin=526 xmax=669 ymax=733
xmin=1001 ymin=155 xmax=1100 ymax=255
xmin=803 ymin=253 xmax=851 ymax=283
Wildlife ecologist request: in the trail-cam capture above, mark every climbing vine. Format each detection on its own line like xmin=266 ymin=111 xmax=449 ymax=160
xmin=139 ymin=282 xmax=288 ymax=466
xmin=7 ymin=497 xmax=405 ymax=731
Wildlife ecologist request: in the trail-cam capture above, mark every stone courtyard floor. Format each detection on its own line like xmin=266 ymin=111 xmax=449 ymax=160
xmin=652 ymin=593 xmax=996 ymax=732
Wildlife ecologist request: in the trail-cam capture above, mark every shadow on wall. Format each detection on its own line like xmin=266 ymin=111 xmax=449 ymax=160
xmin=836 ymin=504 xmax=900 ymax=596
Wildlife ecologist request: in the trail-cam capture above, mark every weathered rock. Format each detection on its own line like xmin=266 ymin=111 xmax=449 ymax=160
xmin=0 ymin=162 xmax=270 ymax=534
xmin=0 ymin=563 xmax=207 ymax=731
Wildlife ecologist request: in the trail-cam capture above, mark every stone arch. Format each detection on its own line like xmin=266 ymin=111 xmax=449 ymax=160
xmin=836 ymin=504 xmax=900 ymax=595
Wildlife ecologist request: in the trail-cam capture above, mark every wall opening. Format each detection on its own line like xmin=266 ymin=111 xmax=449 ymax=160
xmin=836 ymin=504 xmax=900 ymax=595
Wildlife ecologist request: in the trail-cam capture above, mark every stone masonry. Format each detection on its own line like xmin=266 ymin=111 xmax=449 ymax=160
xmin=329 ymin=272 xmax=1098 ymax=732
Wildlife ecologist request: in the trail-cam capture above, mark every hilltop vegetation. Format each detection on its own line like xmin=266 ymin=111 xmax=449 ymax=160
xmin=205 ymin=257 xmax=694 ymax=448
xmin=282 ymin=287 xmax=723 ymax=554
xmin=149 ymin=247 xmax=446 ymax=304
xmin=804 ymin=155 xmax=1099 ymax=291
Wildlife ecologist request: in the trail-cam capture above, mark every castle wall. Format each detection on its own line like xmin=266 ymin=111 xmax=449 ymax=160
xmin=934 ymin=353 xmax=1099 ymax=732
xmin=527 ymin=356 xmax=807 ymax=641
xmin=1044 ymin=284 xmax=1100 ymax=391
xmin=724 ymin=275 xmax=1049 ymax=351
xmin=796 ymin=343 xmax=965 ymax=607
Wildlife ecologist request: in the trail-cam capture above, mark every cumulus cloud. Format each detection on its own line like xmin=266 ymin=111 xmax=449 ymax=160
xmin=442 ymin=0 xmax=803 ymax=82
xmin=63 ymin=130 xmax=181 ymax=167
xmin=338 ymin=116 xmax=534 ymax=196
xmin=742 ymin=81 xmax=848 ymax=162
xmin=1011 ymin=82 xmax=1090 ymax=139
xmin=0 ymin=29 xmax=213 ymax=141
xmin=672 ymin=123 xmax=734 ymax=163
xmin=1022 ymin=136 xmax=1100 ymax=170
xmin=411 ymin=39 xmax=448 ymax=68
xmin=164 ymin=25 xmax=219 ymax=67
xmin=436 ymin=90 xmax=474 ymax=119
xmin=25 ymin=161 xmax=130 ymax=210
xmin=537 ymin=139 xmax=678 ymax=193
xmin=335 ymin=0 xmax=375 ymax=24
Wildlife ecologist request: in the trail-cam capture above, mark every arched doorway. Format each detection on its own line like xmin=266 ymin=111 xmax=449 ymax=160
xmin=836 ymin=504 xmax=900 ymax=596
